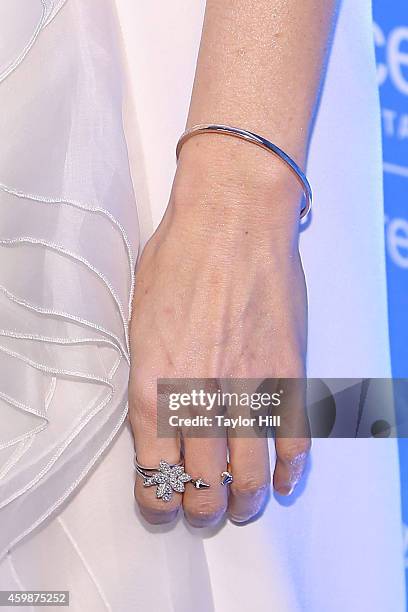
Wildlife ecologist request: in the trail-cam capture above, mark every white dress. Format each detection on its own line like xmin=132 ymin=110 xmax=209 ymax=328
xmin=0 ymin=0 xmax=405 ymax=610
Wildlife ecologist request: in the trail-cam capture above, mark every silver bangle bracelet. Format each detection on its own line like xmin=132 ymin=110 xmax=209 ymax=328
xmin=176 ymin=123 xmax=312 ymax=220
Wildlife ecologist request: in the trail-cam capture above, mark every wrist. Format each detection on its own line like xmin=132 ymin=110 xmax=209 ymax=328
xmin=172 ymin=133 xmax=305 ymax=236
xmin=178 ymin=130 xmax=305 ymax=186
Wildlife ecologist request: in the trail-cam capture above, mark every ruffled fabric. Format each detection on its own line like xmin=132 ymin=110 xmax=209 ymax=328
xmin=0 ymin=0 xmax=139 ymax=559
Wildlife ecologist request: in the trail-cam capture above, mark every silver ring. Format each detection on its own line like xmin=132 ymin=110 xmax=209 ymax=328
xmin=221 ymin=470 xmax=233 ymax=486
xmin=134 ymin=457 xmax=210 ymax=502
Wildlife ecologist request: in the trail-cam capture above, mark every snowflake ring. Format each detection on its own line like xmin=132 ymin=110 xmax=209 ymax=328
xmin=134 ymin=457 xmax=210 ymax=502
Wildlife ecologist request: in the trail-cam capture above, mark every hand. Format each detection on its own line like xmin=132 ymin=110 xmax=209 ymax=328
xmin=128 ymin=136 xmax=311 ymax=527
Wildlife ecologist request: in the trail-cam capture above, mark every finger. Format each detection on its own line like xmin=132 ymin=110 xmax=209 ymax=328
xmin=182 ymin=435 xmax=228 ymax=528
xmin=273 ymin=437 xmax=311 ymax=495
xmin=129 ymin=378 xmax=182 ymax=525
xmin=227 ymin=435 xmax=271 ymax=522
xmin=219 ymin=378 xmax=271 ymax=522
xmin=273 ymin=377 xmax=311 ymax=495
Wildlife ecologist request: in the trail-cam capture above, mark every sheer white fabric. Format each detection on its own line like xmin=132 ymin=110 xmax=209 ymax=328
xmin=0 ymin=0 xmax=138 ymax=558
xmin=0 ymin=1 xmax=406 ymax=610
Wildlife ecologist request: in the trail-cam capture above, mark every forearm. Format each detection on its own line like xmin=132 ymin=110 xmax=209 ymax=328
xmin=183 ymin=0 xmax=338 ymax=181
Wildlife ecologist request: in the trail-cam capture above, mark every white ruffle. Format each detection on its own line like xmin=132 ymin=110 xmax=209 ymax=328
xmin=0 ymin=0 xmax=139 ymax=559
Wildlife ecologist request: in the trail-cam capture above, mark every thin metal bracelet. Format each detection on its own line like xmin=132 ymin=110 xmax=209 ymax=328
xmin=176 ymin=123 xmax=312 ymax=220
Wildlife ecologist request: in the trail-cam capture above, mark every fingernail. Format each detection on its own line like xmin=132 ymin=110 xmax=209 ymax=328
xmin=275 ymin=484 xmax=295 ymax=496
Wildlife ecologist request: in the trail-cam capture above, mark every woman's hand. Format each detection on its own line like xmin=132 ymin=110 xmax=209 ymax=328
xmin=128 ymin=137 xmax=311 ymax=527
xmin=128 ymin=0 xmax=337 ymax=527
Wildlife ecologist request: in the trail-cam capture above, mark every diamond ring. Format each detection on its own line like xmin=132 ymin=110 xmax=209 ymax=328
xmin=134 ymin=457 xmax=210 ymax=503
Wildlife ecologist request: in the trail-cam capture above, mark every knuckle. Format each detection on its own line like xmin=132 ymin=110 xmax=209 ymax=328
xmin=278 ymin=438 xmax=311 ymax=464
xmin=184 ymin=498 xmax=226 ymax=526
xmin=135 ymin=485 xmax=180 ymax=519
xmin=231 ymin=476 xmax=270 ymax=498
xmin=129 ymin=378 xmax=155 ymax=409
xmin=129 ymin=382 xmax=157 ymax=427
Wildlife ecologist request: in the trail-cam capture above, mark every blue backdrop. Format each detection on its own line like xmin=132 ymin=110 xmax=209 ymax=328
xmin=373 ymin=0 xmax=408 ymax=602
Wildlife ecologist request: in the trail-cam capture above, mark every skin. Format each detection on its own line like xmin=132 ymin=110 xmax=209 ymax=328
xmin=128 ymin=0 xmax=338 ymax=526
